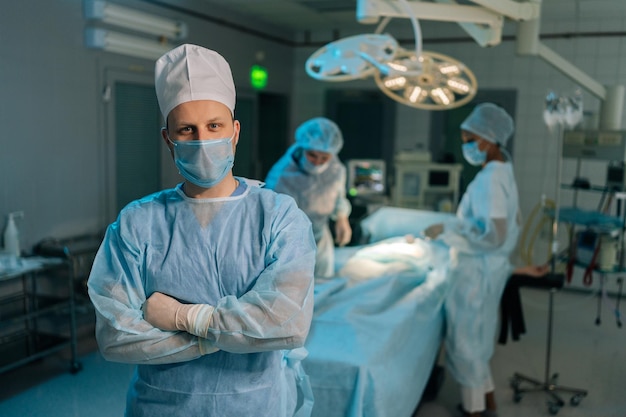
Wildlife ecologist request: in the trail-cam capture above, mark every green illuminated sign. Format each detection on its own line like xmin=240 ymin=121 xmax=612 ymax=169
xmin=250 ymin=64 xmax=268 ymax=90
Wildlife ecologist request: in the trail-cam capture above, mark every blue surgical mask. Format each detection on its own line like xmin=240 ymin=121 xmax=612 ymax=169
xmin=300 ymin=153 xmax=330 ymax=175
xmin=462 ymin=141 xmax=487 ymax=166
xmin=169 ymin=135 xmax=235 ymax=188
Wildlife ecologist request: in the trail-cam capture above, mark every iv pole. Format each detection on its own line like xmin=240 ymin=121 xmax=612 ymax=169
xmin=510 ymin=121 xmax=588 ymax=415
xmin=510 ymin=2 xmax=624 ymax=413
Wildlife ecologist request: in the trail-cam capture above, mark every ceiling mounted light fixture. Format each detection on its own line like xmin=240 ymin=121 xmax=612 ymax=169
xmin=85 ymin=28 xmax=173 ymax=60
xmin=374 ymin=49 xmax=477 ymax=110
xmin=304 ymin=0 xmax=478 ymax=110
xmin=84 ymin=0 xmax=188 ymax=40
xmin=305 ymin=34 xmax=399 ymax=82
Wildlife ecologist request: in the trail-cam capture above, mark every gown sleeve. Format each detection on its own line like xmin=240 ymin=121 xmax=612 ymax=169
xmin=440 ymin=167 xmax=512 ymax=254
xmin=331 ymin=164 xmax=352 ymax=220
xmin=88 ymin=222 xmax=206 ymax=365
xmin=198 ymin=200 xmax=316 ymax=354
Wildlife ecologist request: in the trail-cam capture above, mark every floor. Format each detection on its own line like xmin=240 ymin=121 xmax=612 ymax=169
xmin=1 ymin=286 xmax=625 ymax=417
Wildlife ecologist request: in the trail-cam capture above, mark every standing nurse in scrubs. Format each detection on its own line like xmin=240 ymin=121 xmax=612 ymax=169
xmin=424 ymin=103 xmax=521 ymax=417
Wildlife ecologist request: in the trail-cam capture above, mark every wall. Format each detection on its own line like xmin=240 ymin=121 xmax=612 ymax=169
xmin=0 ymin=0 xmax=295 ymax=252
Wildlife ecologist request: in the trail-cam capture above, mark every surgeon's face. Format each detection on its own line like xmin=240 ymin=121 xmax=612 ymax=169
xmin=304 ymin=150 xmax=332 ymax=166
xmin=162 ymin=100 xmax=240 ymax=154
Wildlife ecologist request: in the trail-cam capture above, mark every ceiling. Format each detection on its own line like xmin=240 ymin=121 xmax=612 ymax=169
xmin=194 ymin=0 xmax=359 ymax=33
xmin=190 ymin=0 xmax=626 ymax=36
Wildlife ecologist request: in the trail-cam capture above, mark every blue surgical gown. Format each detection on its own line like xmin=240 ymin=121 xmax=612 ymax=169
xmin=440 ymin=161 xmax=520 ymax=388
xmin=265 ymin=146 xmax=351 ymax=278
xmin=87 ymin=178 xmax=316 ymax=417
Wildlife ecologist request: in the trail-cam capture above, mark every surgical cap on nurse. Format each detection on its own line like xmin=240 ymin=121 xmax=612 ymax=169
xmin=460 ymin=103 xmax=514 ymax=147
xmin=295 ymin=117 xmax=344 ymax=154
xmin=155 ymin=44 xmax=236 ymax=118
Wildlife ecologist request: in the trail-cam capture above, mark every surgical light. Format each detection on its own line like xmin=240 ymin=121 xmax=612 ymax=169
xmin=384 ymin=76 xmax=407 ymax=89
xmin=447 ymin=78 xmax=472 ymax=94
xmin=406 ymin=86 xmax=428 ymax=104
xmin=305 ymin=34 xmax=399 ymax=82
xmin=84 ymin=0 xmax=187 ymax=40
xmin=374 ymin=50 xmax=477 ymax=110
xmin=388 ymin=62 xmax=409 ymax=72
xmin=304 ymin=0 xmax=477 ymax=110
xmin=439 ymin=63 xmax=461 ymax=76
xmin=430 ymin=88 xmax=453 ymax=106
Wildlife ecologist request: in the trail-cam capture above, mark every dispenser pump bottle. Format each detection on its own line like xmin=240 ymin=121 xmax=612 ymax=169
xmin=4 ymin=211 xmax=24 ymax=257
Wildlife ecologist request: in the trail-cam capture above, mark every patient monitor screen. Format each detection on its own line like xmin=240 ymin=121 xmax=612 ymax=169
xmin=347 ymin=159 xmax=386 ymax=197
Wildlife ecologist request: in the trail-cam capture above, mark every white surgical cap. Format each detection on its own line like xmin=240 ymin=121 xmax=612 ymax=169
xmin=295 ymin=117 xmax=344 ymax=154
xmin=460 ymin=103 xmax=514 ymax=147
xmin=155 ymin=44 xmax=236 ymax=119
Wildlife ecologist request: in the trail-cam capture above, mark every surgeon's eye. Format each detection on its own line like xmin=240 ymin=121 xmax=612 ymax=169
xmin=178 ymin=126 xmax=194 ymax=135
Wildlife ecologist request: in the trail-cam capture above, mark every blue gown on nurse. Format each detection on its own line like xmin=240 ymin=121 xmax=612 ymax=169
xmin=265 ymin=117 xmax=352 ymax=278
xmin=442 ymin=161 xmax=520 ymax=386
xmin=438 ymin=103 xmax=521 ymax=390
xmin=88 ymin=179 xmax=316 ymax=416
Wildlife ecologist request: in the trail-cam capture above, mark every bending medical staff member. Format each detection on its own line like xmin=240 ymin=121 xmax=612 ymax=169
xmin=87 ymin=44 xmax=316 ymax=417
xmin=424 ymin=103 xmax=520 ymax=417
xmin=265 ymin=117 xmax=352 ymax=278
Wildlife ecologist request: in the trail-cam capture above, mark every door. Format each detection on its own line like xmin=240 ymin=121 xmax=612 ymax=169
xmin=233 ymin=95 xmax=257 ymax=179
xmin=258 ymin=93 xmax=290 ymax=180
xmin=325 ymin=89 xmax=396 ymax=229
xmin=114 ymin=82 xmax=161 ymax=212
xmin=103 ymin=68 xmax=164 ymax=222
xmin=325 ymin=89 xmax=396 ymax=190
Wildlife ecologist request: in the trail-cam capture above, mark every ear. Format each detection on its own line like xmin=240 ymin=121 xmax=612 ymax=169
xmin=477 ymin=138 xmax=491 ymax=151
xmin=161 ymin=128 xmax=174 ymax=158
xmin=232 ymin=120 xmax=241 ymax=147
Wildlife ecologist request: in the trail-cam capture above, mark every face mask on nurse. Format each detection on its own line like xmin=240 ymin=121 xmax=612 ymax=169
xmin=168 ymin=133 xmax=235 ymax=188
xmin=300 ymin=149 xmax=332 ymax=174
xmin=461 ymin=140 xmax=487 ymax=166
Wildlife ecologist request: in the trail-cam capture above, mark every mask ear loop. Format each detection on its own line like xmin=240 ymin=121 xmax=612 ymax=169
xmin=162 ymin=126 xmax=176 ymax=147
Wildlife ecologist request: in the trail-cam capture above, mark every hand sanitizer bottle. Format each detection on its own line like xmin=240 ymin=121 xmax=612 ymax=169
xmin=4 ymin=211 xmax=24 ymax=257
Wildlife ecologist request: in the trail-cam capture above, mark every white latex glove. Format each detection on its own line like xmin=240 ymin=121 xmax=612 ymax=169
xmin=143 ymin=292 xmax=215 ymax=338
xmin=334 ymin=216 xmax=352 ymax=247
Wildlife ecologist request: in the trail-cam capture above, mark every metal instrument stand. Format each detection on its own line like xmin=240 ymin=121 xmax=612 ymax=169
xmin=594 ymin=191 xmax=626 ymax=328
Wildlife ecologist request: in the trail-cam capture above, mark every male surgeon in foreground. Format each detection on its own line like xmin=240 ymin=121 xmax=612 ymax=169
xmin=88 ymin=44 xmax=316 ymax=417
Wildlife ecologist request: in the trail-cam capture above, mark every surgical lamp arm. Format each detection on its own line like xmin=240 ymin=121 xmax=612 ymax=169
xmin=516 ymin=18 xmax=606 ymax=100
xmin=358 ymin=0 xmax=503 ymax=26
xmin=517 ymin=16 xmax=625 ymax=129
xmin=358 ymin=0 xmax=540 ymax=47
xmin=464 ymin=0 xmax=539 ymax=21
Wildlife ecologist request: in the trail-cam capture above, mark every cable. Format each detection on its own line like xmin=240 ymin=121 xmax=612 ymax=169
xmin=582 ymin=241 xmax=600 ymax=286
xmin=398 ymin=0 xmax=423 ymax=66
xmin=519 ymin=197 xmax=559 ymax=266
